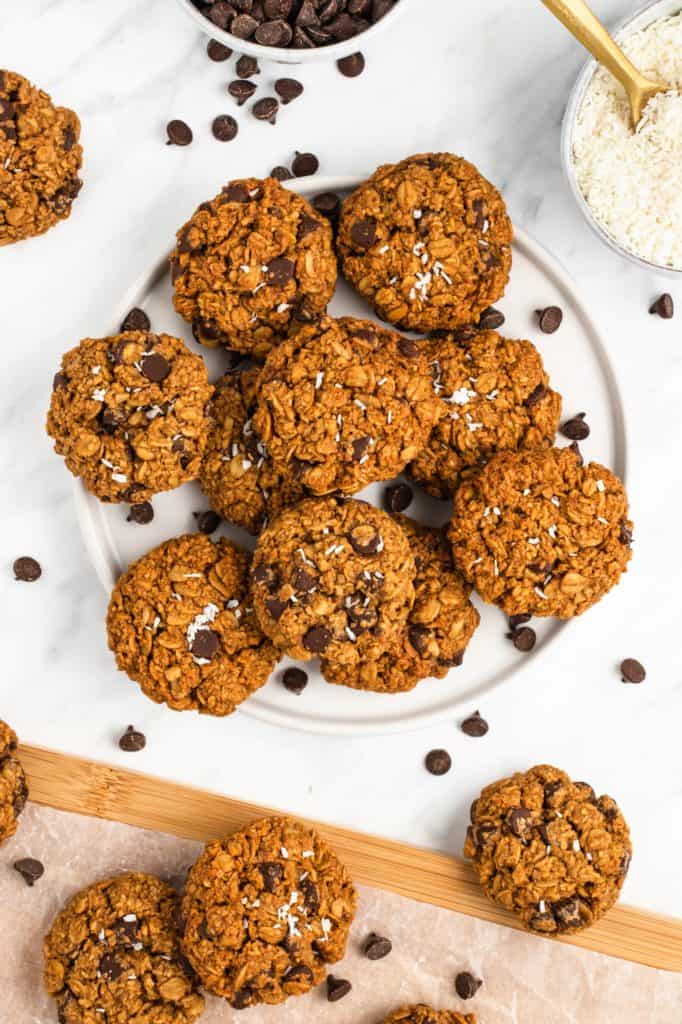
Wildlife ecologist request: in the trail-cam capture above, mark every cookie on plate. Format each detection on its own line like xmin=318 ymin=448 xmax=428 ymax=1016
xmin=0 ymin=69 xmax=82 ymax=246
xmin=44 ymin=872 xmax=205 ymax=1024
xmin=410 ymin=329 xmax=562 ymax=499
xmin=338 ymin=153 xmax=512 ymax=332
xmin=380 ymin=1007 xmax=477 ymax=1024
xmin=107 ymin=534 xmax=278 ymax=716
xmin=181 ymin=816 xmax=357 ymax=1008
xmin=322 ymin=517 xmax=479 ymax=693
xmin=199 ymin=366 xmax=305 ymax=534
xmin=448 ymin=446 xmax=633 ymax=618
xmin=47 ymin=331 xmax=213 ymax=504
xmin=251 ymin=496 xmax=416 ymax=666
xmin=253 ymin=316 xmax=439 ymax=495
xmin=0 ymin=720 xmax=28 ymax=848
xmin=464 ymin=764 xmax=632 ymax=935
xmin=171 ymin=176 xmax=337 ymax=358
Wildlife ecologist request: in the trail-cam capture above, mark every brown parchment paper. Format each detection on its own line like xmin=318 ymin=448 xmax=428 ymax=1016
xmin=1 ymin=804 xmax=680 ymax=1024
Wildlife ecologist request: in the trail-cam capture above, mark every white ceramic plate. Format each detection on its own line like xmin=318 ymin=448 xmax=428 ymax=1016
xmin=74 ymin=174 xmax=627 ymax=735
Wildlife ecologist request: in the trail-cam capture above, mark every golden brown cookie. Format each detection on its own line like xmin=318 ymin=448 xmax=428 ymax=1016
xmin=410 ymin=330 xmax=562 ymax=499
xmin=107 ymin=534 xmax=278 ymax=716
xmin=338 ymin=153 xmax=512 ymax=332
xmin=448 ymin=446 xmax=633 ymax=618
xmin=321 ymin=517 xmax=479 ymax=693
xmin=47 ymin=331 xmax=213 ymax=504
xmin=181 ymin=816 xmax=357 ymax=1008
xmin=44 ymin=872 xmax=205 ymax=1024
xmin=199 ymin=367 xmax=305 ymax=534
xmin=171 ymin=177 xmax=337 ymax=358
xmin=0 ymin=720 xmax=28 ymax=847
xmin=464 ymin=764 xmax=632 ymax=935
xmin=0 ymin=69 xmax=82 ymax=246
xmin=253 ymin=315 xmax=439 ymax=496
xmin=252 ymin=496 xmax=415 ymax=666
xmin=381 ymin=1006 xmax=477 ymax=1024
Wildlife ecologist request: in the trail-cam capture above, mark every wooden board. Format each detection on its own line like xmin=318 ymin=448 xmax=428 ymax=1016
xmin=18 ymin=744 xmax=682 ymax=973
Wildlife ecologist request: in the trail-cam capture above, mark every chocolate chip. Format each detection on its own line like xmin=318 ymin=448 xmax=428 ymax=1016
xmin=207 ymin=39 xmax=233 ymax=60
xmin=232 ymin=987 xmax=253 ymax=1009
xmin=166 ymin=119 xmax=193 ymax=146
xmin=140 ymin=352 xmax=170 ymax=382
xmin=284 ymin=964 xmax=313 ymax=985
xmin=552 ymin=897 xmax=582 ymax=931
xmin=383 ymin=482 xmax=413 ymax=514
xmin=298 ymin=215 xmax=320 ymax=240
xmin=524 ymin=383 xmax=546 ymax=408
xmin=228 ymin=79 xmax=257 ymax=105
xmin=536 ymin=305 xmax=563 ymax=333
xmin=425 ymin=749 xmax=451 ymax=776
xmin=282 ymin=667 xmax=308 ymax=694
xmin=119 ymin=726 xmax=146 ymax=752
xmin=236 ymin=54 xmax=260 ymax=78
xmin=364 ymin=932 xmax=392 ymax=959
xmin=303 ymin=625 xmax=332 ymax=653
xmin=350 ymin=218 xmax=376 ymax=248
xmin=194 ymin=510 xmax=221 ymax=534
xmin=126 ymin=501 xmax=154 ymax=525
xmin=408 ymin=625 xmax=430 ymax=655
xmin=271 ymin=165 xmax=293 ymax=181
xmin=256 ymin=18 xmax=294 ymax=44
xmin=224 ymin=183 xmax=251 ymax=204
xmin=398 ymin=338 xmax=419 ymax=358
xmin=455 ymin=971 xmax=482 ymax=1000
xmin=568 ymin=440 xmax=583 ymax=465
xmin=190 ymin=629 xmax=220 ymax=661
xmin=620 ymin=658 xmax=646 ymax=684
xmin=619 ymin=522 xmax=633 ymax=545
xmin=300 ymin=876 xmax=319 ymax=912
xmin=478 ymin=306 xmax=505 ymax=330
xmin=265 ymin=597 xmax=287 ymax=620
xmin=649 ymin=293 xmax=674 ymax=319
xmin=265 ymin=0 xmax=293 ymax=16
xmin=265 ymin=257 xmax=294 ymax=287
xmin=252 ymin=97 xmax=279 ymax=123
xmin=508 ymin=613 xmax=531 ymax=629
xmin=351 ymin=435 xmax=371 ymax=462
xmin=275 ymin=78 xmax=304 ymax=104
xmin=543 ymin=780 xmax=562 ymax=805
xmin=560 ymin=413 xmax=590 ymax=441
xmin=120 ymin=307 xmax=150 ymax=332
xmin=326 ymin=976 xmax=352 ymax=1002
xmin=13 ymin=858 xmax=44 ymax=887
xmin=313 ymin=191 xmax=341 ymax=221
xmin=348 ymin=525 xmax=382 ymax=556
xmin=337 ymin=51 xmax=365 ymax=76
xmin=507 ymin=806 xmax=533 ymax=840
xmin=259 ymin=861 xmax=284 ymax=891
xmin=293 ymin=567 xmax=316 ymax=593
xmin=212 ymin=114 xmax=238 ymax=141
xmin=232 ymin=12 xmax=259 ymax=36
xmin=13 ymin=556 xmax=41 ymax=582
xmin=461 ymin=711 xmax=489 ymax=737
xmin=292 ymin=151 xmax=319 ymax=177
xmin=207 ymin=0 xmax=235 ymax=28
xmin=53 ymin=371 xmax=68 ymax=391
xmin=510 ymin=626 xmax=536 ymax=652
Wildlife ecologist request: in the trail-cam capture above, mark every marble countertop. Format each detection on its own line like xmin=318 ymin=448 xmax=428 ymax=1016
xmin=1 ymin=0 xmax=680 ymax=920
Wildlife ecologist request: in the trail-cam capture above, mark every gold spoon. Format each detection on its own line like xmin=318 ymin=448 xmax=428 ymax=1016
xmin=541 ymin=0 xmax=666 ymax=126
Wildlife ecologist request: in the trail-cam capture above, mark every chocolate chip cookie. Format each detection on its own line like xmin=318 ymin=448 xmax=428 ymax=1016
xmin=338 ymin=153 xmax=513 ymax=332
xmin=253 ymin=315 xmax=439 ymax=495
xmin=251 ymin=496 xmax=416 ymax=665
xmin=0 ymin=720 xmax=28 ymax=848
xmin=410 ymin=329 xmax=562 ymax=499
xmin=44 ymin=872 xmax=205 ymax=1024
xmin=171 ymin=176 xmax=337 ymax=358
xmin=199 ymin=367 xmax=305 ymax=534
xmin=322 ymin=517 xmax=479 ymax=693
xmin=381 ymin=1007 xmax=477 ymax=1024
xmin=464 ymin=764 xmax=632 ymax=936
xmin=0 ymin=69 xmax=82 ymax=245
xmin=448 ymin=446 xmax=633 ymax=618
xmin=181 ymin=816 xmax=357 ymax=1008
xmin=47 ymin=331 xmax=213 ymax=503
xmin=107 ymin=534 xmax=278 ymax=715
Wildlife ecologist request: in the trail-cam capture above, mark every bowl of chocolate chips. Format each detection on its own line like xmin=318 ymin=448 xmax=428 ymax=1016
xmin=176 ymin=0 xmax=406 ymax=64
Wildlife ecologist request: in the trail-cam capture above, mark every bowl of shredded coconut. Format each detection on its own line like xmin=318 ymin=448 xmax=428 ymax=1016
xmin=563 ymin=1 xmax=682 ymax=274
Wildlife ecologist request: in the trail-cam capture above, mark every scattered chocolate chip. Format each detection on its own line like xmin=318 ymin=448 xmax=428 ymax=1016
xmin=508 ymin=613 xmax=531 ymax=629
xmin=455 ymin=971 xmax=482 ymax=1000
xmin=620 ymin=658 xmax=646 ymax=684
xmin=303 ymin=625 xmax=333 ymax=653
xmin=478 ymin=306 xmax=505 ymax=330
xmin=13 ymin=556 xmax=41 ymax=582
xmin=313 ymin=191 xmax=341 ymax=222
xmin=207 ymin=39 xmax=233 ymax=60
xmin=524 ymin=383 xmax=546 ymax=408
xmin=271 ymin=165 xmax=293 ymax=180
xmin=510 ymin=626 xmax=536 ymax=652
xmin=252 ymin=97 xmax=279 ymax=123
xmin=120 ymin=307 xmax=150 ymax=333
xmin=13 ymin=858 xmax=44 ymax=887
xmin=127 ymin=501 xmax=154 ymax=525
xmin=166 ymin=119 xmax=193 ymax=146
xmin=119 ymin=726 xmax=147 ymax=752
xmin=384 ymin=482 xmax=413 ymax=514
xmin=536 ymin=305 xmax=563 ymax=334
xmin=190 ymin=629 xmax=220 ymax=661
xmin=275 ymin=78 xmax=304 ymax=104
xmin=140 ymin=352 xmax=170 ymax=382
xmin=350 ymin=218 xmax=376 ymax=248
xmin=649 ymin=293 xmax=674 ymax=319
xmin=228 ymin=79 xmax=257 ymax=105
xmin=266 ymin=256 xmax=295 ymax=286
xmin=398 ymin=338 xmax=419 ymax=358
xmin=194 ymin=510 xmax=221 ymax=534
xmin=337 ymin=51 xmax=365 ymax=76
xmin=282 ymin=667 xmax=308 ymax=694
xmin=212 ymin=114 xmax=238 ymax=141
xmin=326 ymin=975 xmax=352 ymax=1002
xmin=292 ymin=151 xmax=319 ymax=177
xmin=461 ymin=711 xmax=489 ymax=737
xmin=425 ymin=749 xmax=451 ymax=776
xmin=348 ymin=525 xmax=382 ymax=556
xmin=236 ymin=54 xmax=260 ymax=78
xmin=560 ymin=412 xmax=590 ymax=441
xmin=363 ymin=932 xmax=392 ymax=959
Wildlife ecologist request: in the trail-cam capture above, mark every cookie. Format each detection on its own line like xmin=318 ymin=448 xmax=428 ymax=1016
xmin=380 ymin=1007 xmax=477 ymax=1024
xmin=44 ymin=872 xmax=205 ymax=1024
xmin=199 ymin=367 xmax=305 ymax=534
xmin=464 ymin=764 xmax=632 ymax=935
xmin=252 ymin=496 xmax=416 ymax=665
xmin=0 ymin=69 xmax=82 ymax=246
xmin=0 ymin=720 xmax=28 ymax=847
xmin=107 ymin=534 xmax=278 ymax=716
xmin=253 ymin=316 xmax=439 ymax=495
xmin=338 ymin=153 xmax=512 ymax=332
xmin=448 ymin=446 xmax=633 ymax=618
xmin=410 ymin=330 xmax=562 ymax=499
xmin=181 ymin=816 xmax=357 ymax=1008
xmin=171 ymin=176 xmax=337 ymax=358
xmin=321 ymin=517 xmax=479 ymax=693
xmin=47 ymin=331 xmax=213 ymax=504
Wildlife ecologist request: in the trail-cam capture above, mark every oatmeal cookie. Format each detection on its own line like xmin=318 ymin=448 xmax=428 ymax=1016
xmin=338 ymin=153 xmax=512 ymax=332
xmin=0 ymin=69 xmax=82 ymax=245
xmin=47 ymin=331 xmax=213 ymax=503
xmin=410 ymin=330 xmax=561 ymax=499
xmin=107 ymin=534 xmax=278 ymax=716
xmin=171 ymin=177 xmax=337 ymax=358
xmin=181 ymin=816 xmax=357 ymax=1008
xmin=464 ymin=764 xmax=632 ymax=936
xmin=44 ymin=872 xmax=205 ymax=1024
xmin=0 ymin=720 xmax=28 ymax=847
xmin=381 ymin=1007 xmax=477 ymax=1024
xmin=321 ymin=517 xmax=479 ymax=693
xmin=253 ymin=316 xmax=439 ymax=495
xmin=448 ymin=447 xmax=633 ymax=617
xmin=251 ymin=496 xmax=415 ymax=665
xmin=199 ymin=367 xmax=305 ymax=534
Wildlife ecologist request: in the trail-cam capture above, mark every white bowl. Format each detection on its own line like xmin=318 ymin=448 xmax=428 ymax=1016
xmin=173 ymin=0 xmax=411 ymax=65
xmin=561 ymin=0 xmax=682 ymax=277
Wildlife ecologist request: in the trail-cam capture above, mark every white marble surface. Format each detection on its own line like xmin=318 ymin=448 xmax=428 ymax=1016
xmin=1 ymin=0 xmax=681 ymax=920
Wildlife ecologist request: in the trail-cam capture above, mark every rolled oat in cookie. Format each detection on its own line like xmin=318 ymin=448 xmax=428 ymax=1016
xmin=107 ymin=534 xmax=278 ymax=716
xmin=253 ymin=315 xmax=439 ymax=495
xmin=251 ymin=496 xmax=415 ymax=666
xmin=171 ymin=176 xmax=337 ymax=358
xmin=448 ymin=446 xmax=633 ymax=618
xmin=0 ymin=69 xmax=83 ymax=245
xmin=0 ymin=719 xmax=28 ymax=848
xmin=43 ymin=872 xmax=205 ymax=1024
xmin=46 ymin=331 xmax=213 ymax=503
xmin=465 ymin=764 xmax=632 ymax=936
xmin=410 ymin=329 xmax=562 ymax=499
xmin=380 ymin=1006 xmax=477 ymax=1024
xmin=338 ymin=152 xmax=512 ymax=332
xmin=181 ymin=816 xmax=357 ymax=1008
